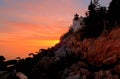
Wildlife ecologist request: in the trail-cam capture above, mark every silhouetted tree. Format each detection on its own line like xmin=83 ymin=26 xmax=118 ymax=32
xmin=29 ymin=53 xmax=35 ymax=58
xmin=83 ymin=0 xmax=109 ymax=38
xmin=108 ymin=0 xmax=120 ymax=29
xmin=0 ymin=56 xmax=5 ymax=62
xmin=0 ymin=56 xmax=6 ymax=71
xmin=16 ymin=57 xmax=21 ymax=61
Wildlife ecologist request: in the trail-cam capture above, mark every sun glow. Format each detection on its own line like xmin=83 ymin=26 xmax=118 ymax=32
xmin=29 ymin=39 xmax=60 ymax=47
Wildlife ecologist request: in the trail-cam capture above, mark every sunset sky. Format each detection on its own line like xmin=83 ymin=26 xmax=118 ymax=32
xmin=0 ymin=0 xmax=111 ymax=60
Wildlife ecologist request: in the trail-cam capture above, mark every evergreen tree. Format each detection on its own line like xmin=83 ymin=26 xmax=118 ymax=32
xmin=108 ymin=0 xmax=120 ymax=27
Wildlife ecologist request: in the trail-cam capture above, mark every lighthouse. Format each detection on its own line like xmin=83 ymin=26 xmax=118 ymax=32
xmin=72 ymin=13 xmax=85 ymax=32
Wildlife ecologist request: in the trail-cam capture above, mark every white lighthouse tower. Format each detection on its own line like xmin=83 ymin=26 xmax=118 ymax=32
xmin=72 ymin=13 xmax=85 ymax=32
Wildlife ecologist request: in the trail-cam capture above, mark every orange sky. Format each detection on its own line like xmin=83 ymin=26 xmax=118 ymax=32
xmin=0 ymin=0 xmax=111 ymax=60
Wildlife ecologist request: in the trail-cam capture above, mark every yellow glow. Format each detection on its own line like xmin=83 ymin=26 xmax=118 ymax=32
xmin=0 ymin=39 xmax=60 ymax=60
xmin=29 ymin=39 xmax=60 ymax=47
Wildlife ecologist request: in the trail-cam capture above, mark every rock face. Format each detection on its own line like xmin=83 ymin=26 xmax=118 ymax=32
xmin=60 ymin=28 xmax=120 ymax=67
xmin=30 ymin=27 xmax=120 ymax=79
xmin=62 ymin=61 xmax=120 ymax=79
xmin=63 ymin=62 xmax=90 ymax=79
xmin=82 ymin=28 xmax=120 ymax=66
xmin=54 ymin=27 xmax=120 ymax=79
xmin=55 ymin=46 xmax=67 ymax=57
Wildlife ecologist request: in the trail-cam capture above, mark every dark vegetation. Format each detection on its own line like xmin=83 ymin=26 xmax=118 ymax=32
xmin=0 ymin=49 xmax=79 ymax=79
xmin=84 ymin=0 xmax=120 ymax=38
xmin=61 ymin=0 xmax=120 ymax=40
xmin=0 ymin=0 xmax=120 ymax=79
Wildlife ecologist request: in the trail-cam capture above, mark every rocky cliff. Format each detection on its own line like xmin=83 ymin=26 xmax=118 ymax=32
xmin=59 ymin=27 xmax=120 ymax=67
xmin=30 ymin=27 xmax=120 ymax=79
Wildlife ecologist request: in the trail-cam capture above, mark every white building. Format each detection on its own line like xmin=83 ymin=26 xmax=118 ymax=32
xmin=72 ymin=13 xmax=85 ymax=32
